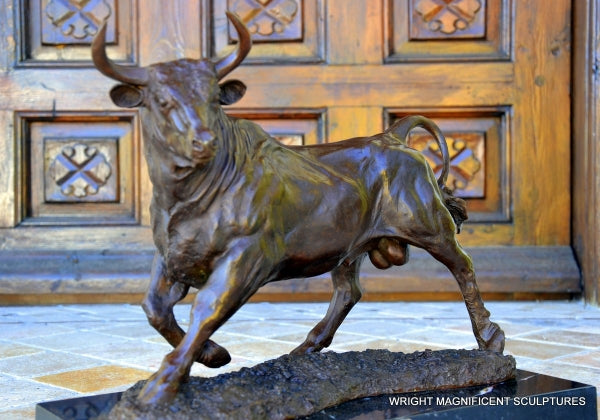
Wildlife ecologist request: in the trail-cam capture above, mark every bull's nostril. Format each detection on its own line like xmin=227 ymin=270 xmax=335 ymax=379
xmin=196 ymin=130 xmax=215 ymax=143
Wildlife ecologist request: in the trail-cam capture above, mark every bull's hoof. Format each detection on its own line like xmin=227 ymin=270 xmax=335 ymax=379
xmin=290 ymin=341 xmax=320 ymax=356
xmin=137 ymin=373 xmax=178 ymax=406
xmin=197 ymin=339 xmax=231 ymax=368
xmin=480 ymin=322 xmax=505 ymax=353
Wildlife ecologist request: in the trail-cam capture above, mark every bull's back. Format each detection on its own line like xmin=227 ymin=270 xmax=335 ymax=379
xmin=295 ymin=137 xmax=448 ymax=241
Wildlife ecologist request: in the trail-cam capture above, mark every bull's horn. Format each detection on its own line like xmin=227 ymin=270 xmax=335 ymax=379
xmin=92 ymin=23 xmax=149 ymax=86
xmin=215 ymin=12 xmax=252 ymax=80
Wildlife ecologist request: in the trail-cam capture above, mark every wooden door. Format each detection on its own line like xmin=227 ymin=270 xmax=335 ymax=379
xmin=0 ymin=0 xmax=580 ymax=303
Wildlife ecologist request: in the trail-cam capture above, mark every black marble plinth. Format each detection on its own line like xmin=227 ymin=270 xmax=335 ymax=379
xmin=36 ymin=370 xmax=597 ymax=420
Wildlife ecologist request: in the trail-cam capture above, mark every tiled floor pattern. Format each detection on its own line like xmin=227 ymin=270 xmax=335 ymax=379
xmin=0 ymin=301 xmax=598 ymax=419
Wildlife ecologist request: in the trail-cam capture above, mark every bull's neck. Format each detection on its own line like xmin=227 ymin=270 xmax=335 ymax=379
xmin=141 ymin=109 xmax=258 ymax=212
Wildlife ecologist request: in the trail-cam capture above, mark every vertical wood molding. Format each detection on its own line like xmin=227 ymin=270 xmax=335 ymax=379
xmin=0 ymin=0 xmax=16 ymax=227
xmin=512 ymin=0 xmax=571 ymax=245
xmin=327 ymin=0 xmax=383 ymax=64
xmin=573 ymin=0 xmax=600 ymax=305
xmin=139 ymin=0 xmax=202 ymax=64
xmin=0 ymin=0 xmax=15 ymax=71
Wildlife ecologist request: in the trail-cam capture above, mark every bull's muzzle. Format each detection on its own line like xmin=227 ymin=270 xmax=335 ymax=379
xmin=193 ymin=129 xmax=216 ymax=145
xmin=191 ymin=130 xmax=216 ymax=162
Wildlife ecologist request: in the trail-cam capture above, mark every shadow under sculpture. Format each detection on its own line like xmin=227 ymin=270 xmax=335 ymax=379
xmin=91 ymin=11 xmax=506 ymax=409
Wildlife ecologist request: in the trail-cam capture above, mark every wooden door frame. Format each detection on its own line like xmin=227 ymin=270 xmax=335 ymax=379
xmin=0 ymin=1 xmax=598 ymax=304
xmin=573 ymin=0 xmax=600 ymax=306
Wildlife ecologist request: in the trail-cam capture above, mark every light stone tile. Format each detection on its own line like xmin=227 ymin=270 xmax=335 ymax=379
xmin=330 ymin=338 xmax=446 ymax=353
xmin=206 ymin=331 xmax=259 ymax=347
xmin=0 ymin=406 xmax=36 ymax=419
xmin=218 ymin=320 xmax=312 ymax=339
xmin=517 ymin=329 xmax=600 ymax=348
xmin=93 ymin=322 xmax=158 ymax=339
xmin=2 ymin=301 xmax=600 ymax=418
xmin=377 ymin=302 xmax=469 ymax=319
xmin=189 ymin=357 xmax=256 ymax=377
xmin=145 ymin=335 xmax=171 ymax=346
xmin=0 ymin=306 xmax=71 ymax=317
xmin=335 ymin=319 xmax=447 ymax=338
xmin=554 ymin=349 xmax=600 ymax=369
xmin=570 ymin=320 xmax=600 ymax=334
xmin=447 ymin=321 xmax=547 ymax=338
xmin=328 ymin=338 xmax=383 ymax=352
xmin=270 ymin=304 xmax=329 ymax=321
xmin=504 ymin=339 xmax=587 ymax=360
xmin=57 ymin=319 xmax=121 ymax=331
xmin=171 ymin=303 xmax=285 ymax=323
xmin=0 ymin=374 xmax=78 ymax=411
xmin=34 ymin=365 xmax=151 ymax=393
xmin=73 ymin=337 xmax=171 ymax=364
xmin=225 ymin=338 xmax=297 ymax=361
xmin=61 ymin=304 xmax=145 ymax=320
xmin=0 ymin=322 xmax=73 ymax=340
xmin=17 ymin=330 xmax=126 ymax=351
xmin=495 ymin=317 xmax=594 ymax=332
xmin=10 ymin=310 xmax=100 ymax=324
xmin=389 ymin=327 xmax=476 ymax=349
xmin=0 ymin=340 xmax=43 ymax=359
xmin=273 ymin=330 xmax=365 ymax=346
xmin=143 ymin=331 xmax=255 ymax=348
xmin=115 ymin=351 xmax=165 ymax=372
xmin=488 ymin=301 xmax=600 ymax=319
xmin=0 ymin=351 xmax=105 ymax=377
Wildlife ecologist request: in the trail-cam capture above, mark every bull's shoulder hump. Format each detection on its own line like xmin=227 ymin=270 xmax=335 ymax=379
xmin=231 ymin=117 xmax=270 ymax=137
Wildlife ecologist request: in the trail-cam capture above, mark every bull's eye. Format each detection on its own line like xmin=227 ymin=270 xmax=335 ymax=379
xmin=155 ymin=95 xmax=172 ymax=111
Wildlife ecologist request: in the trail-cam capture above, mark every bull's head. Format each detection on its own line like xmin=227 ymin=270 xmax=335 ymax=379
xmin=92 ymin=12 xmax=251 ymax=167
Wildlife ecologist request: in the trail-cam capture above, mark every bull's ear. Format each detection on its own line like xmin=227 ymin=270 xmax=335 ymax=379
xmin=109 ymin=84 xmax=144 ymax=108
xmin=219 ymin=79 xmax=246 ymax=105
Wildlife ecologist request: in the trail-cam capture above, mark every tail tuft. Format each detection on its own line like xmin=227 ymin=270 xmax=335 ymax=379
xmin=441 ymin=186 xmax=468 ymax=233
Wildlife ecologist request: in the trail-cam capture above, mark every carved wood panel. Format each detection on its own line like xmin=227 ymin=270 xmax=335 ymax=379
xmin=410 ymin=0 xmax=486 ymax=39
xmin=21 ymin=0 xmax=136 ymax=64
xmin=226 ymin=0 xmax=302 ymax=42
xmin=45 ymin=138 xmax=117 ymax=202
xmin=408 ymin=131 xmax=485 ymax=197
xmin=21 ymin=114 xmax=139 ymax=225
xmin=43 ymin=0 xmax=115 ymax=44
xmin=387 ymin=108 xmax=509 ymax=222
xmin=385 ymin=0 xmax=512 ymax=61
xmin=210 ymin=0 xmax=325 ymax=63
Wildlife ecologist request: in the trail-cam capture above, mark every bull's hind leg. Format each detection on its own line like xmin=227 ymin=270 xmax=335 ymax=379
xmin=142 ymin=252 xmax=231 ymax=368
xmin=427 ymin=239 xmax=505 ymax=353
xmin=291 ymin=256 xmax=364 ymax=355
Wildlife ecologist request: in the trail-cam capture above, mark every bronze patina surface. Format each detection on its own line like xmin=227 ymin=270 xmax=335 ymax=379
xmin=92 ymin=12 xmax=505 ymax=406
xmin=107 ymin=349 xmax=516 ymax=420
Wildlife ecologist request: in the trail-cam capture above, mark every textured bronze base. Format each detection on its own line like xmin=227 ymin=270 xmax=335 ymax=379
xmin=37 ymin=364 xmax=599 ymax=420
xmin=107 ymin=349 xmax=515 ymax=419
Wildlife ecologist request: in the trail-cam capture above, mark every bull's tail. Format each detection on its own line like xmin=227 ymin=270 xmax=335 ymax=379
xmin=386 ymin=115 xmax=468 ymax=233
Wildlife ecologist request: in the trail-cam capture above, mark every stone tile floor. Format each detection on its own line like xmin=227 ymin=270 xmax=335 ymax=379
xmin=0 ymin=301 xmax=599 ymax=419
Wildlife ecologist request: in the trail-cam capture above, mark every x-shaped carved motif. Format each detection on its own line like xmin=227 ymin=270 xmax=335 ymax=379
xmin=49 ymin=144 xmax=112 ymax=198
xmin=421 ymin=137 xmax=482 ymax=191
xmin=45 ymin=0 xmax=111 ymax=39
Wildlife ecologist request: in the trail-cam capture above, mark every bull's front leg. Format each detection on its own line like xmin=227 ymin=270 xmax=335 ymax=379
xmin=137 ymin=246 xmax=260 ymax=405
xmin=142 ymin=252 xmax=231 ymax=368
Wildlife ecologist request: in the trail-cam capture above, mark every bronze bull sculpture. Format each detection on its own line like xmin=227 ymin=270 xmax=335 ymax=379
xmin=92 ymin=12 xmax=505 ymax=405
